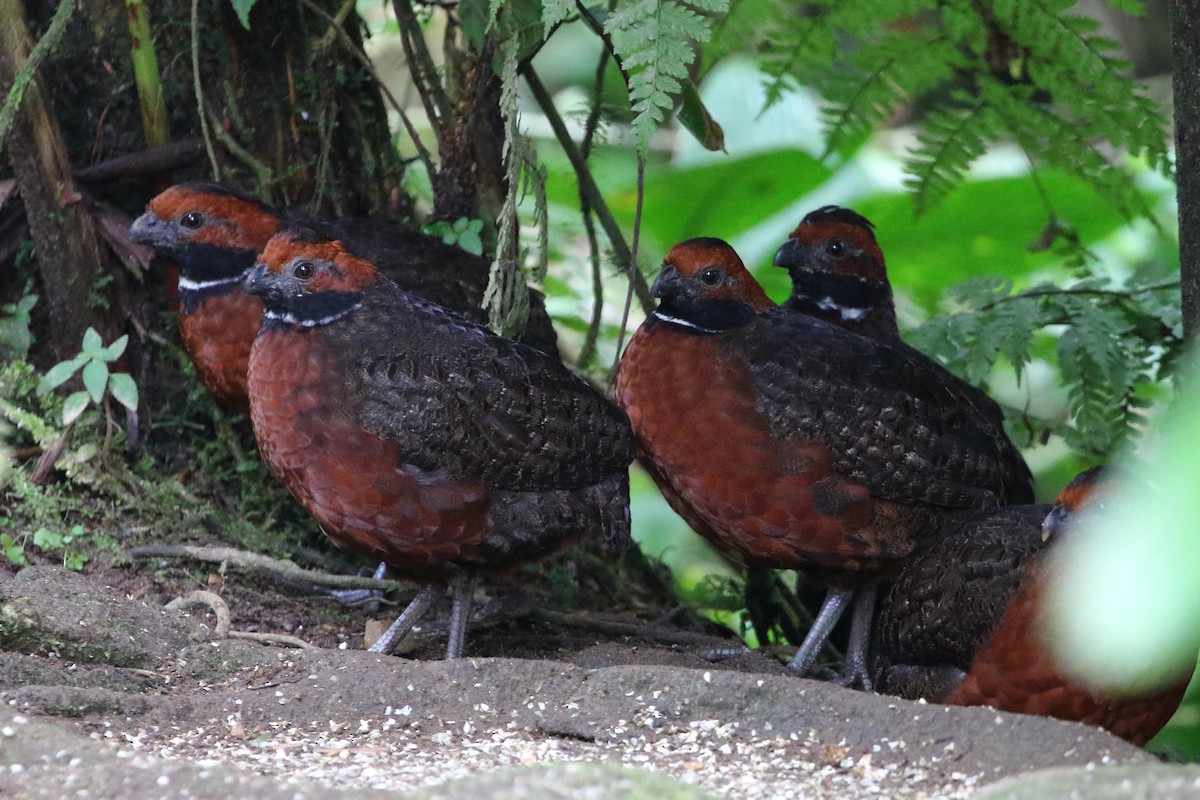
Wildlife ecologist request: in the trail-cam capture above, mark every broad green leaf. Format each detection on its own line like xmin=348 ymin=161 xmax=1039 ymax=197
xmin=461 ymin=0 xmax=545 ymax=62
xmin=852 ymin=171 xmax=1141 ymax=312
xmin=0 ymin=533 xmax=26 ymax=566
xmin=677 ymin=82 xmax=725 ymax=152
xmin=100 ymin=334 xmax=128 ymax=362
xmin=61 ymin=390 xmax=91 ymax=425
xmin=229 ymin=0 xmax=257 ymax=29
xmin=1043 ymin=376 xmax=1200 ymax=692
xmin=81 ymin=360 xmax=109 ymax=404
xmin=36 ymin=356 xmax=86 ymax=395
xmin=81 ymin=327 xmax=103 ymax=357
xmin=107 ymin=373 xmax=140 ymax=411
xmin=608 ymin=148 xmax=832 ymax=259
xmin=16 ymin=294 xmax=36 ymax=313
xmin=32 ymin=527 xmax=62 ymax=550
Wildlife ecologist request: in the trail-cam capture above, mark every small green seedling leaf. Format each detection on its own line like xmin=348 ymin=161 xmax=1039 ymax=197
xmin=107 ymin=373 xmax=139 ymax=411
xmin=62 ymin=391 xmax=91 ymax=425
xmin=32 ymin=527 xmax=63 ymax=550
xmin=0 ymin=533 xmax=27 ymax=566
xmin=37 ymin=356 xmax=85 ymax=395
xmin=229 ymin=0 xmax=257 ymax=29
xmin=81 ymin=327 xmax=104 ymax=357
xmin=100 ymin=334 xmax=128 ymax=362
xmin=82 ymin=360 xmax=109 ymax=404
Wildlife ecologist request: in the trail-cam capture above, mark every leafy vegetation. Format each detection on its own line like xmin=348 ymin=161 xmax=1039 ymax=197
xmin=36 ymin=328 xmax=138 ymax=427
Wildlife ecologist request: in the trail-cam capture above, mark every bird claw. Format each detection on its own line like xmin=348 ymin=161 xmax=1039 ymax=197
xmin=326 ymin=562 xmax=390 ymax=611
xmin=703 ymin=645 xmax=752 ymax=662
xmin=833 ymin=664 xmax=873 ymax=692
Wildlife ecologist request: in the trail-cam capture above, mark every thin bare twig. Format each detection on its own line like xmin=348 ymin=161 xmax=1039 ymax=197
xmin=523 ymin=67 xmax=651 ymax=313
xmin=391 ymin=0 xmax=454 ymax=132
xmin=610 ymin=157 xmax=645 ymax=386
xmin=298 ymin=0 xmax=436 ymax=182
xmin=191 ymin=0 xmax=220 ymax=179
xmin=976 ymin=279 xmax=1181 ymax=313
xmin=575 ymin=46 xmax=613 ymax=369
xmin=128 ymin=544 xmax=404 ymax=592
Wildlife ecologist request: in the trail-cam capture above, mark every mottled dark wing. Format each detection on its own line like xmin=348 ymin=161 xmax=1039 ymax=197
xmin=734 ymin=309 xmax=1016 ymax=510
xmin=874 ymin=504 xmax=1052 ymax=674
xmin=294 ymin=216 xmax=560 ymax=358
xmin=890 ymin=337 xmax=1034 ymax=505
xmin=337 ymin=285 xmax=631 ymax=491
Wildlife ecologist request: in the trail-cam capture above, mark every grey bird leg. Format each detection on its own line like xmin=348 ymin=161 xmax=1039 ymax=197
xmin=838 ymin=582 xmax=878 ymax=690
xmin=328 ymin=561 xmax=391 ymax=608
xmin=787 ymin=586 xmax=855 ymax=675
xmin=369 ymin=581 xmax=447 ymax=655
xmin=444 ymin=573 xmax=476 ymax=660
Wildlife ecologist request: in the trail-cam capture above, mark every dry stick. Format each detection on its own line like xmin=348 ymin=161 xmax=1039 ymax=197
xmin=298 ymin=0 xmax=436 ymax=183
xmin=165 ymin=590 xmax=317 ymax=649
xmin=128 ymin=544 xmax=403 ymax=592
xmin=523 ymin=68 xmax=652 ymax=314
xmin=74 ymin=139 xmax=205 ymax=184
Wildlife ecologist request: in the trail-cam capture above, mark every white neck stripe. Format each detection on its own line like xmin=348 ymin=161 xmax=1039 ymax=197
xmin=264 ymin=302 xmax=362 ymax=328
xmin=178 ymin=274 xmax=245 ymax=292
xmin=815 ymin=295 xmax=869 ymax=321
xmin=651 ymin=311 xmax=719 ymax=334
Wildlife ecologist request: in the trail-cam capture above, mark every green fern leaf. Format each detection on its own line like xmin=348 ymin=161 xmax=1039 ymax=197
xmin=606 ymin=0 xmax=728 ymax=152
xmin=904 ymin=98 xmax=997 ymax=213
xmin=541 ymin=0 xmax=575 ymax=36
xmin=821 ymin=31 xmax=962 ymax=155
xmin=1057 ymin=301 xmax=1140 ymax=454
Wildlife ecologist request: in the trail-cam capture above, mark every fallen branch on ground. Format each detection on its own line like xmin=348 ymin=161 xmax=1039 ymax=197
xmin=128 ymin=543 xmax=404 ymax=592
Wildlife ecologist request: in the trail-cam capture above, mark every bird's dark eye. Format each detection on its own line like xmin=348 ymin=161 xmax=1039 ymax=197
xmin=700 ymin=267 xmax=722 ymax=286
xmin=827 ymin=239 xmax=845 ymax=257
xmin=292 ymin=261 xmax=315 ymax=280
xmin=180 ymin=211 xmax=204 ymax=229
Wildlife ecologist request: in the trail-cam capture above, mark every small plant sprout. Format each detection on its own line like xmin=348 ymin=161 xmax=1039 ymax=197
xmin=36 ymin=327 xmax=139 ymax=426
xmin=0 ymin=293 xmax=37 ymax=358
xmin=424 ymin=217 xmax=484 ymax=255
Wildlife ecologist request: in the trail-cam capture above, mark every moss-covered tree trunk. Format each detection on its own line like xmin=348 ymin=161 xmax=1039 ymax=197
xmin=1173 ymin=0 xmax=1200 ymax=348
xmin=0 ymin=1 xmax=106 ymax=357
xmin=22 ymin=0 xmax=406 ymax=216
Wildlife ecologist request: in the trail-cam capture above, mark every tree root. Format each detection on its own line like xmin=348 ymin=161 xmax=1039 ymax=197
xmin=165 ymin=589 xmax=316 ymax=650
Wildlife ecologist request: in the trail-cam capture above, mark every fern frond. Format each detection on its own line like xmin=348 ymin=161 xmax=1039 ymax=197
xmin=486 ymin=10 xmax=533 ymax=340
xmin=904 ymin=95 xmax=998 ymax=213
xmin=540 ymin=0 xmax=575 ymax=36
xmin=605 ymin=0 xmax=729 ymax=152
xmin=981 ymin=80 xmax=1154 ymax=221
xmin=992 ymin=0 xmax=1169 ymax=174
xmin=821 ymin=32 xmax=962 ymax=155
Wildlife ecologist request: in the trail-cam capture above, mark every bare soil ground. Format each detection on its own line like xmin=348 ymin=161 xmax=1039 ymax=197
xmin=0 ymin=562 xmax=1183 ymax=799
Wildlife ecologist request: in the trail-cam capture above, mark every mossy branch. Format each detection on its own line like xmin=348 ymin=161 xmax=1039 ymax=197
xmin=0 ymin=0 xmax=74 ymax=145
